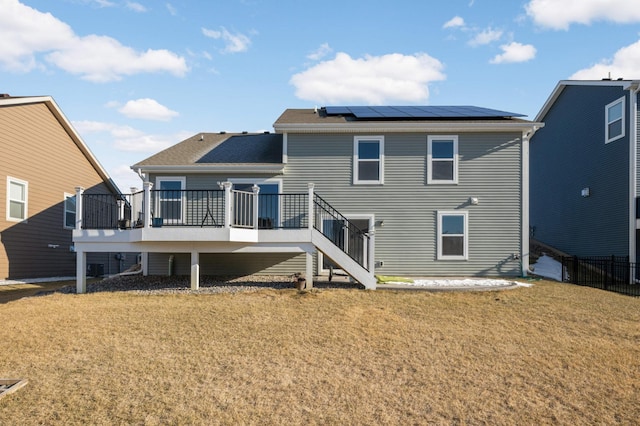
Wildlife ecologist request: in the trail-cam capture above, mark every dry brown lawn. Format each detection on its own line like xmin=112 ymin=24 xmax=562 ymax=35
xmin=0 ymin=280 xmax=639 ymax=425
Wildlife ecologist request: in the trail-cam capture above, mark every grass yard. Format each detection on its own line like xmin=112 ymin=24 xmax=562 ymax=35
xmin=0 ymin=280 xmax=639 ymax=425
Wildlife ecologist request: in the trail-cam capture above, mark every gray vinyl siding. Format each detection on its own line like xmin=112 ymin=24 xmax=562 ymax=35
xmin=530 ymin=85 xmax=629 ymax=257
xmin=284 ymin=132 xmax=523 ymax=277
xmin=148 ymin=252 xmax=304 ymax=276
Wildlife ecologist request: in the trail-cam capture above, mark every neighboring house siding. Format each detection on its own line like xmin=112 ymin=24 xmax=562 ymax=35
xmin=0 ymin=102 xmax=111 ymax=279
xmin=284 ymin=132 xmax=523 ymax=276
xmin=148 ymin=252 xmax=304 ymax=276
xmin=530 ymin=85 xmax=629 ymax=257
xmin=636 ymin=93 xmax=640 ymax=197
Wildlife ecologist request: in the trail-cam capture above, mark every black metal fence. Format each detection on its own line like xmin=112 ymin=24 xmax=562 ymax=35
xmin=313 ymin=194 xmax=370 ymax=271
xmin=561 ymin=255 xmax=640 ymax=296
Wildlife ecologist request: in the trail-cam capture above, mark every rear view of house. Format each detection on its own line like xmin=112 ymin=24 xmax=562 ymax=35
xmin=0 ymin=95 xmax=123 ymax=281
xmin=73 ymin=105 xmax=541 ymax=292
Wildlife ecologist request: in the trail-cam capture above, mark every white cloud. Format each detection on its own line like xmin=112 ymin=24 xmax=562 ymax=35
xmin=468 ymin=27 xmax=503 ymax=46
xmin=526 ymin=0 xmax=640 ymax=30
xmin=73 ymin=120 xmax=190 ymax=153
xmin=117 ymin=98 xmax=179 ymax=121
xmin=110 ymin=164 xmax=144 ymax=192
xmin=490 ymin=42 xmax=537 ymax=64
xmin=307 ymin=43 xmax=332 ymax=61
xmin=166 ymin=3 xmax=177 ymax=16
xmin=443 ymin=16 xmax=465 ymax=29
xmin=571 ymin=39 xmax=640 ymax=79
xmin=202 ymin=27 xmax=251 ymax=53
xmin=290 ymin=52 xmax=446 ymax=104
xmin=125 ymin=2 xmax=147 ymax=12
xmin=0 ymin=0 xmax=188 ymax=81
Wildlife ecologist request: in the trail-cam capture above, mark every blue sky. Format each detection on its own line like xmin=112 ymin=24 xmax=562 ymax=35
xmin=3 ymin=0 xmax=640 ymax=191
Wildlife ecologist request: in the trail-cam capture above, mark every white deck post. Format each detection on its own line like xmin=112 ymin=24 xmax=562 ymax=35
xmin=306 ymin=251 xmax=313 ymax=289
xmin=307 ymin=183 xmax=315 ymax=230
xmin=252 ymin=184 xmax=260 ymax=229
xmin=191 ymin=251 xmax=200 ymax=290
xmin=74 ymin=186 xmax=84 ymax=231
xmin=76 ymin=249 xmax=86 ymax=294
xmin=368 ymin=225 xmax=375 ymax=281
xmin=141 ymin=252 xmax=149 ymax=276
xmin=143 ymin=181 xmax=153 ymax=228
xmin=223 ymin=181 xmax=232 ymax=228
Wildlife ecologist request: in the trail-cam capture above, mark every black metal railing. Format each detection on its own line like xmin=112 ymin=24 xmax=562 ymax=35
xmin=561 ymin=255 xmax=640 ymax=296
xmin=151 ymin=189 xmax=225 ymax=227
xmin=313 ymin=194 xmax=370 ymax=271
xmin=82 ymin=192 xmax=142 ymax=229
xmin=82 ymin=190 xmax=310 ymax=230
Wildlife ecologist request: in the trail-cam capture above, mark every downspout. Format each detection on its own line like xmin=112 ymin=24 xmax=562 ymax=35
xmin=628 ymin=83 xmax=639 ymax=264
xmin=522 ymin=125 xmax=541 ymax=277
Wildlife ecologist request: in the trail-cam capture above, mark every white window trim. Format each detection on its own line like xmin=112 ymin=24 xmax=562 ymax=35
xmin=353 ymin=136 xmax=384 ymax=185
xmin=428 ymin=135 xmax=459 ymax=184
xmin=6 ymin=176 xmax=28 ymax=223
xmin=63 ymin=192 xmax=76 ymax=229
xmin=437 ymin=210 xmax=468 ymax=260
xmin=155 ymin=176 xmax=186 ymax=224
xmin=605 ymin=96 xmax=625 ymax=144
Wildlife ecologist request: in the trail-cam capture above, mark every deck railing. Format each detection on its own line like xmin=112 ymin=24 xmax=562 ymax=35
xmin=313 ymin=194 xmax=370 ymax=271
xmin=80 ymin=189 xmax=309 ymax=230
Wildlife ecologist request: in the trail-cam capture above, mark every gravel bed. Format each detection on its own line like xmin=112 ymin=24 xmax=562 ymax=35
xmin=50 ymin=274 xmax=363 ymax=295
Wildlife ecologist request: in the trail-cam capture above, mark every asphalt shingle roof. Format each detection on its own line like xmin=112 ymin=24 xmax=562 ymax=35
xmin=133 ymin=132 xmax=283 ymax=168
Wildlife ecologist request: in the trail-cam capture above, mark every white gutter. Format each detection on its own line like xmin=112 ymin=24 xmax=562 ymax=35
xmin=274 ymin=121 xmax=544 ymax=134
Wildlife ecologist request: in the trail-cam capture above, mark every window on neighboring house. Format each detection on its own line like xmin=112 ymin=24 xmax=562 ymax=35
xmin=7 ymin=177 xmax=28 ymax=222
xmin=437 ymin=211 xmax=468 ymax=260
xmin=353 ymin=136 xmax=384 ymax=184
xmin=606 ymin=97 xmax=625 ymax=143
xmin=155 ymin=177 xmax=186 ymax=224
xmin=64 ymin=193 xmax=76 ymax=229
xmin=428 ymin=136 xmax=458 ymax=184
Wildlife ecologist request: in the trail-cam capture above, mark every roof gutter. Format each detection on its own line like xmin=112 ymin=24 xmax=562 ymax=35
xmin=274 ymin=121 xmax=543 ymax=134
xmin=134 ymin=164 xmax=286 ymax=174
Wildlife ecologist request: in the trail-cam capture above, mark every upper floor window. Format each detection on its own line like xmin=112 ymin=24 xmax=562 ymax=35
xmin=64 ymin=193 xmax=76 ymax=229
xmin=7 ymin=177 xmax=28 ymax=222
xmin=606 ymin=97 xmax=625 ymax=143
xmin=428 ymin=135 xmax=458 ymax=184
xmin=353 ymin=136 xmax=384 ymax=184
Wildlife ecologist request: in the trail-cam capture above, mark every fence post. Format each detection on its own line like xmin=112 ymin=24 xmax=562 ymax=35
xmin=74 ymin=186 xmax=84 ymax=231
xmin=252 ymin=184 xmax=260 ymax=229
xmin=572 ymin=255 xmax=578 ymax=284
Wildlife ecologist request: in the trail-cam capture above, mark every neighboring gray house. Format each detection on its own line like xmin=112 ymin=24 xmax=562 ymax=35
xmin=73 ymin=106 xmax=542 ymax=292
xmin=530 ymin=80 xmax=640 ymax=262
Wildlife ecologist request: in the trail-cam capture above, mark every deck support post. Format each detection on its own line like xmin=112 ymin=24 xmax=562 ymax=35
xmin=306 ymin=250 xmax=313 ymax=289
xmin=143 ymin=181 xmax=153 ymax=228
xmin=141 ymin=252 xmax=149 ymax=276
xmin=76 ymin=249 xmax=86 ymax=294
xmin=190 ymin=251 xmax=199 ymax=290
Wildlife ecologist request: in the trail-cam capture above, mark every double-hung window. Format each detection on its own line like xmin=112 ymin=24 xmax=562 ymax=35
xmin=605 ymin=97 xmax=625 ymax=143
xmin=64 ymin=193 xmax=76 ymax=229
xmin=428 ymin=136 xmax=458 ymax=184
xmin=353 ymin=136 xmax=384 ymax=184
xmin=7 ymin=177 xmax=28 ymax=222
xmin=437 ymin=211 xmax=468 ymax=260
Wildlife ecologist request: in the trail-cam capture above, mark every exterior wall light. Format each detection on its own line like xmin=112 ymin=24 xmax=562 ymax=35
xmin=469 ymin=197 xmax=479 ymax=205
xmin=581 ymin=187 xmax=590 ymax=197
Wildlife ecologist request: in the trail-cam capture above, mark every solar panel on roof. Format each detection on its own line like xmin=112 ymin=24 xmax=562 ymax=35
xmin=324 ymin=105 xmax=525 ymax=119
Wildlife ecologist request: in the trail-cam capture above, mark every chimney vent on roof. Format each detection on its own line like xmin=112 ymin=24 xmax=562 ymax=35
xmin=198 ymin=134 xmax=204 ymax=141
xmin=242 ymin=131 xmax=248 ymax=134
xmin=0 ymin=94 xmax=10 ymax=98
xmin=264 ymin=131 xmax=269 ymax=134
xmin=219 ymin=131 xmax=226 ymax=134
